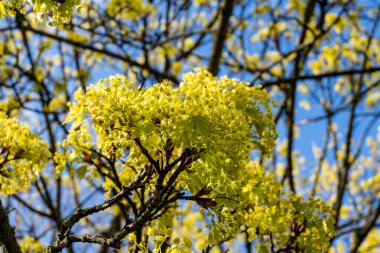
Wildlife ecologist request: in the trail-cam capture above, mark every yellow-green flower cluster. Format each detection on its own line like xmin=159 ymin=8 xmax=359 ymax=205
xmin=59 ymin=69 xmax=276 ymax=196
xmin=57 ymin=69 xmax=334 ymax=251
xmin=0 ymin=112 xmax=50 ymax=195
xmin=32 ymin=0 xmax=81 ymax=24
xmin=20 ymin=236 xmax=45 ymax=253
xmin=0 ymin=0 xmax=80 ymax=24
xmin=0 ymin=0 xmax=26 ymax=18
xmin=107 ymin=0 xmax=155 ymax=20
xmin=242 ymin=162 xmax=335 ymax=253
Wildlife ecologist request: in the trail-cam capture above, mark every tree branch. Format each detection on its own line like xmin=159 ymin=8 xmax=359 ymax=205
xmin=23 ymin=25 xmax=179 ymax=84
xmin=208 ymin=0 xmax=235 ymax=75
xmin=0 ymin=200 xmax=22 ymax=253
xmin=262 ymin=66 xmax=380 ymax=87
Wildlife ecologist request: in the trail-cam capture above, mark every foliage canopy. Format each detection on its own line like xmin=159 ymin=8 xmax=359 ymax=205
xmin=0 ymin=0 xmax=380 ymax=252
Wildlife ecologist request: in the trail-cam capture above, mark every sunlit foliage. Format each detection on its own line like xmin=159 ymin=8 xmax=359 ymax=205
xmin=0 ymin=112 xmax=50 ymax=195
xmin=0 ymin=0 xmax=379 ymax=252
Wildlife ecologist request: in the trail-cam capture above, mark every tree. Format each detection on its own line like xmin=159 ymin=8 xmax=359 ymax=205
xmin=0 ymin=0 xmax=379 ymax=252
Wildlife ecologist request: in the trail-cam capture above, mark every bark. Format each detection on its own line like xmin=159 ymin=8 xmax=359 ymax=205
xmin=0 ymin=200 xmax=22 ymax=253
xmin=208 ymin=0 xmax=235 ymax=76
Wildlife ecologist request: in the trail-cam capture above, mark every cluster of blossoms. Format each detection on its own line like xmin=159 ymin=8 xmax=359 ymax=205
xmin=53 ymin=69 xmax=334 ymax=252
xmin=0 ymin=112 xmax=50 ymax=195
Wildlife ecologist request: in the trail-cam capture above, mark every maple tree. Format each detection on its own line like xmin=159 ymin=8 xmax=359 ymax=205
xmin=0 ymin=0 xmax=380 ymax=252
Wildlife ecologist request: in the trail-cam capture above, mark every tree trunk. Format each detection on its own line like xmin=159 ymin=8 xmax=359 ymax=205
xmin=0 ymin=200 xmax=22 ymax=253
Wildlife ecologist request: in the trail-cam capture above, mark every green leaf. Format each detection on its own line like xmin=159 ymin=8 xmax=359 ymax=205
xmin=176 ymin=115 xmax=214 ymax=147
xmin=77 ymin=166 xmax=88 ymax=179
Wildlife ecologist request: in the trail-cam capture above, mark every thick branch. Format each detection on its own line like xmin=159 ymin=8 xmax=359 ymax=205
xmin=350 ymin=202 xmax=380 ymax=253
xmin=46 ymin=168 xmax=148 ymax=252
xmin=208 ymin=0 xmax=235 ymax=75
xmin=0 ymin=200 xmax=22 ymax=253
xmin=282 ymin=0 xmax=316 ymax=193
